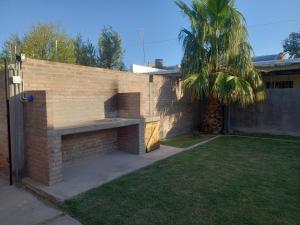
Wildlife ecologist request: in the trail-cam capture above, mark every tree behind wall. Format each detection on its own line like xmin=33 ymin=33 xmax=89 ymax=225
xmin=98 ymin=26 xmax=124 ymax=70
xmin=0 ymin=58 xmax=4 ymax=70
xmin=177 ymin=0 xmax=265 ymax=134
xmin=1 ymin=23 xmax=126 ymax=70
xmin=22 ymin=23 xmax=76 ymax=63
xmin=283 ymin=31 xmax=300 ymax=59
xmin=74 ymin=34 xmax=98 ymax=67
xmin=1 ymin=34 xmax=23 ymax=64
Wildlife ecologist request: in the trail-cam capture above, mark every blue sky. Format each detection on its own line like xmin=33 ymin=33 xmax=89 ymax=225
xmin=1 ymin=0 xmax=300 ymax=67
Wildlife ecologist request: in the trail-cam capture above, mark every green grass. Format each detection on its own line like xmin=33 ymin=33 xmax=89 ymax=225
xmin=62 ymin=135 xmax=300 ymax=225
xmin=160 ymin=134 xmax=214 ymax=148
xmin=231 ymin=131 xmax=300 ymax=141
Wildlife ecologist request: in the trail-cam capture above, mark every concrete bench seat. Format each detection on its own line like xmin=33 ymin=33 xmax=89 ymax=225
xmin=53 ymin=118 xmax=143 ymax=136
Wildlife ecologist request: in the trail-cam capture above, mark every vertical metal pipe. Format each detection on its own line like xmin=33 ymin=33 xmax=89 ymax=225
xmin=4 ymin=59 xmax=13 ymax=185
xmin=55 ymin=40 xmax=58 ymax=61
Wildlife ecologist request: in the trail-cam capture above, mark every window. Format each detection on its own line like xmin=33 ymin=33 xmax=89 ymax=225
xmin=265 ymin=81 xmax=293 ymax=89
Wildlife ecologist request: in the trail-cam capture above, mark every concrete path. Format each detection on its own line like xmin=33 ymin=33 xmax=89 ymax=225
xmin=23 ymin=145 xmax=184 ymax=202
xmin=23 ymin=136 xmax=220 ymax=203
xmin=0 ymin=176 xmax=81 ymax=225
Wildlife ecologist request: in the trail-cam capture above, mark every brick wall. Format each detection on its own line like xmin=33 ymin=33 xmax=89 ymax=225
xmin=22 ymin=60 xmax=119 ymax=127
xmin=152 ymin=76 xmax=199 ymax=137
xmin=118 ymin=125 xmax=142 ymax=154
xmin=23 ymin=90 xmax=60 ymax=185
xmin=0 ymin=59 xmax=199 ymax=184
xmin=117 ymin=70 xmax=199 ymax=137
xmin=21 ymin=59 xmax=199 ymax=137
xmin=51 ymin=91 xmax=117 ymax=126
xmin=0 ymin=71 xmax=9 ymax=175
xmin=117 ymin=93 xmax=141 ymax=118
xmin=62 ymin=129 xmax=118 ymax=162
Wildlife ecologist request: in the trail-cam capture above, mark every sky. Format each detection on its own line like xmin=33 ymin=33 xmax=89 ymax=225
xmin=1 ymin=0 xmax=300 ymax=68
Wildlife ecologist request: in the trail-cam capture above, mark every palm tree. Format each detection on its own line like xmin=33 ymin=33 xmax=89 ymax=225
xmin=176 ymin=0 xmax=265 ymax=134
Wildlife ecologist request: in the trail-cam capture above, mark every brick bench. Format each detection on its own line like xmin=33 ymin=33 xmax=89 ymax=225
xmin=45 ymin=118 xmax=145 ymax=185
xmin=55 ymin=118 xmax=145 ymax=161
xmin=23 ymin=91 xmax=145 ymax=186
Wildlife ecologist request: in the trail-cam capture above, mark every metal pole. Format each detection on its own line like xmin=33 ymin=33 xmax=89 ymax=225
xmin=55 ymin=40 xmax=58 ymax=61
xmin=10 ymin=45 xmax=13 ymax=62
xmin=4 ymin=59 xmax=13 ymax=185
xmin=139 ymin=29 xmax=146 ymax=65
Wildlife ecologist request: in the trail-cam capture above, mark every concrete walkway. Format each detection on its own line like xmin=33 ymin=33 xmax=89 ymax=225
xmin=0 ymin=176 xmax=81 ymax=225
xmin=23 ymin=136 xmax=220 ymax=203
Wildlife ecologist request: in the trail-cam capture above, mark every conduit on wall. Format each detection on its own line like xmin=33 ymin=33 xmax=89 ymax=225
xmin=4 ymin=59 xmax=13 ymax=185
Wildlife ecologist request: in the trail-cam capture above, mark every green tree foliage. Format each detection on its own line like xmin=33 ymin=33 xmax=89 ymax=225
xmin=22 ymin=23 xmax=75 ymax=63
xmin=1 ymin=34 xmax=23 ymax=63
xmin=74 ymin=34 xmax=98 ymax=66
xmin=98 ymin=26 xmax=124 ymax=70
xmin=1 ymin=23 xmax=126 ymax=70
xmin=283 ymin=31 xmax=300 ymax=59
xmin=0 ymin=59 xmax=4 ymax=70
xmin=176 ymin=0 xmax=265 ymax=133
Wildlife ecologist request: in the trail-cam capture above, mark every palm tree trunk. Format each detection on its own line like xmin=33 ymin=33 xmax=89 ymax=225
xmin=202 ymin=94 xmax=223 ymax=134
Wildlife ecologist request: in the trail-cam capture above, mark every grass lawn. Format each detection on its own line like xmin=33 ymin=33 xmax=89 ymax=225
xmin=160 ymin=134 xmax=214 ymax=148
xmin=231 ymin=131 xmax=300 ymax=141
xmin=62 ymin=135 xmax=300 ymax=225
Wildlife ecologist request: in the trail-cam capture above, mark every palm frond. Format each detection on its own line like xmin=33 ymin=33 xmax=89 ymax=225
xmin=183 ymin=72 xmax=209 ymax=98
xmin=177 ymin=0 xmax=265 ymax=106
xmin=212 ymin=72 xmax=255 ymax=106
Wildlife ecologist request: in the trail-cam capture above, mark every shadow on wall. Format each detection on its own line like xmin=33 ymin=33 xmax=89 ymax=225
xmin=104 ymin=95 xmax=118 ymax=118
xmin=156 ymin=77 xmax=201 ymax=138
xmin=104 ymin=79 xmax=119 ymax=118
xmin=104 ymin=92 xmax=141 ymax=119
xmin=230 ymin=89 xmax=300 ymax=136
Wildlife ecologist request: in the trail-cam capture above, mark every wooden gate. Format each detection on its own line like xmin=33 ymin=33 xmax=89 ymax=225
xmin=145 ymin=121 xmax=160 ymax=153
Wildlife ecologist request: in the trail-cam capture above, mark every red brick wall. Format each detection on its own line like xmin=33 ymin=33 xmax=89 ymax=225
xmin=0 ymin=59 xmax=199 ymax=184
xmin=118 ymin=125 xmax=141 ymax=154
xmin=152 ymin=77 xmax=199 ymax=137
xmin=62 ymin=129 xmax=118 ymax=162
xmin=21 ymin=59 xmax=199 ymax=137
xmin=117 ymin=93 xmax=141 ymax=118
xmin=22 ymin=60 xmax=119 ymax=127
xmin=23 ymin=91 xmax=54 ymax=185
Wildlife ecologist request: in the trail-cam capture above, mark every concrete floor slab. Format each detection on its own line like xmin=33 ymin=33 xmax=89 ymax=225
xmin=23 ymin=145 xmax=184 ymax=202
xmin=0 ymin=176 xmax=62 ymax=225
xmin=23 ymin=137 xmax=220 ymax=203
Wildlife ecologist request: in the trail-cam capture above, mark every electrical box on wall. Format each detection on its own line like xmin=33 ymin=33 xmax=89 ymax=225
xmin=12 ymin=76 xmax=22 ymax=84
xmin=21 ymin=54 xmax=26 ymax=62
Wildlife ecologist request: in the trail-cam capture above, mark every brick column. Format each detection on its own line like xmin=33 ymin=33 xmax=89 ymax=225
xmin=47 ymin=134 xmax=63 ymax=185
xmin=118 ymin=121 xmax=145 ymax=154
xmin=24 ymin=91 xmax=63 ymax=185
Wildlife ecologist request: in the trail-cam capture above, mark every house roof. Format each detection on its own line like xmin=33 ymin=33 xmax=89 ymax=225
xmin=132 ymin=54 xmax=300 ymax=76
xmin=130 ymin=64 xmax=181 ymax=76
xmin=252 ymin=54 xmax=281 ymax=62
xmin=254 ymin=58 xmax=300 ymax=72
xmin=149 ymin=69 xmax=181 ymax=76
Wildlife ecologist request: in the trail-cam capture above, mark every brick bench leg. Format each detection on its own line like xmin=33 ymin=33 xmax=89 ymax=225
xmin=118 ymin=123 xmax=145 ymax=154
